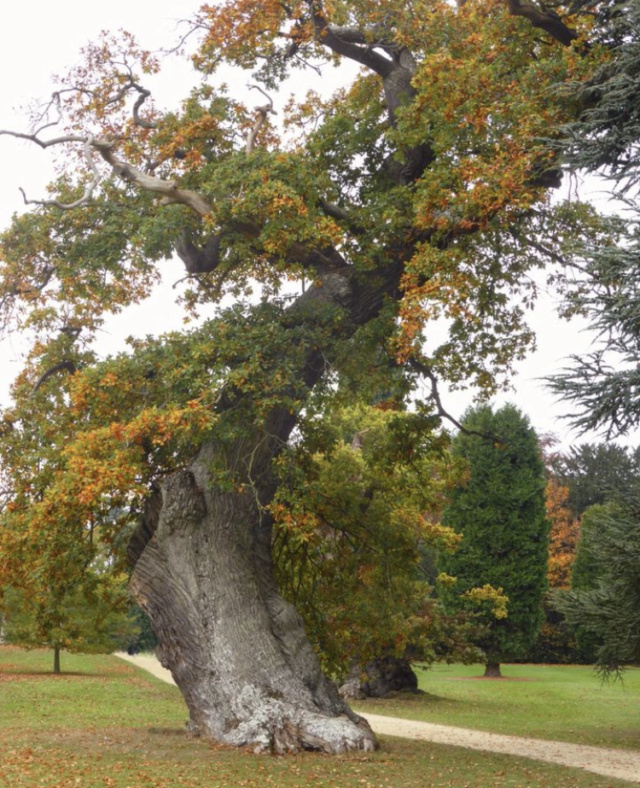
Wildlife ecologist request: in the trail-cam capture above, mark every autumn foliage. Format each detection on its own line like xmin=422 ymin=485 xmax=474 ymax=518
xmin=0 ymin=0 xmax=616 ymax=751
xmin=545 ymin=477 xmax=581 ymax=590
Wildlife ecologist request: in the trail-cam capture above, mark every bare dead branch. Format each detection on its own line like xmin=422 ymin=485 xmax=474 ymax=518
xmin=2 ymin=118 xmax=212 ymax=215
xmin=92 ymin=139 xmax=212 ymax=215
xmin=245 ymin=85 xmax=277 ymax=154
xmin=0 ymin=128 xmax=87 ymax=149
xmin=28 ymin=91 xmax=66 ymax=137
xmin=19 ymin=135 xmax=103 ymax=210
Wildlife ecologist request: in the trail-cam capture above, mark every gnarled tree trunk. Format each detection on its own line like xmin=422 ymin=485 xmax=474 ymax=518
xmin=128 ymin=441 xmax=376 ymax=753
xmin=127 ymin=272 xmax=388 ymax=754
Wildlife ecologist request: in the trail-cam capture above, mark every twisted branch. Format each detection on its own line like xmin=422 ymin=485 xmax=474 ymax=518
xmin=19 ymin=136 xmax=102 ymax=210
xmin=246 ymin=85 xmax=277 ymax=154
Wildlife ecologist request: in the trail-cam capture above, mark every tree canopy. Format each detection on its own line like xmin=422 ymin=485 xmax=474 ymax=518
xmin=549 ymin=0 xmax=640 ymax=436
xmin=0 ymin=0 xmax=614 ymax=754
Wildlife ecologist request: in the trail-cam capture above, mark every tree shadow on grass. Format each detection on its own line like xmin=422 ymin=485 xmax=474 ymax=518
xmin=354 ymin=689 xmax=461 ymax=711
xmin=0 ymin=667 xmax=112 ymax=679
xmin=445 ymin=675 xmax=535 ymax=682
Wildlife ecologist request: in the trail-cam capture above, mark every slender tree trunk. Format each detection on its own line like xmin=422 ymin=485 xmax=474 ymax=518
xmin=53 ymin=645 xmax=61 ymax=675
xmin=484 ymin=661 xmax=502 ymax=678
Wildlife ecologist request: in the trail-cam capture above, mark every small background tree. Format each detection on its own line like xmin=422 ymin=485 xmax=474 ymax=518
xmin=525 ymin=472 xmax=581 ymax=664
xmin=440 ymin=404 xmax=549 ymax=677
xmin=1 ymin=558 xmax=138 ymax=673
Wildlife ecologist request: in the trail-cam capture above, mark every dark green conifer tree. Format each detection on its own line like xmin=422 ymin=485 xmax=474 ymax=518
xmin=556 ymin=500 xmax=640 ymax=673
xmin=440 ymin=404 xmax=549 ymax=677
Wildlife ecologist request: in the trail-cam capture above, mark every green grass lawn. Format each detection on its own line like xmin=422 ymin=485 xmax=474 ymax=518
xmin=353 ymin=662 xmax=640 ymax=751
xmin=0 ymin=647 xmax=636 ymax=788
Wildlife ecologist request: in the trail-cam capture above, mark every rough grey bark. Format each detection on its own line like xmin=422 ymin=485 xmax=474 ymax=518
xmin=129 ymin=445 xmax=376 ymax=753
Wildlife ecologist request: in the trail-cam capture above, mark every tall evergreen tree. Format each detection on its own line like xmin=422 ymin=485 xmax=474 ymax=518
xmin=550 ymin=0 xmax=640 ymax=435
xmin=547 ymin=1 xmax=640 ymax=676
xmin=440 ymin=404 xmax=549 ymax=677
xmin=549 ymin=443 xmax=640 ymax=516
xmin=556 ymin=498 xmax=640 ymax=674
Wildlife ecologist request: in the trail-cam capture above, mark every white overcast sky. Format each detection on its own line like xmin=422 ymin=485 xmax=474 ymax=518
xmin=0 ymin=1 xmax=626 ymax=450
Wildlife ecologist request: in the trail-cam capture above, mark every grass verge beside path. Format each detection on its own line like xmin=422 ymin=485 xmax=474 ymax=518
xmin=353 ymin=663 xmax=640 ymax=751
xmin=0 ymin=647 xmax=633 ymax=788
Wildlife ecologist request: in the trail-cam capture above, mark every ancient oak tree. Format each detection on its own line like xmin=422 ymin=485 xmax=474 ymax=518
xmin=0 ymin=0 xmax=601 ymax=753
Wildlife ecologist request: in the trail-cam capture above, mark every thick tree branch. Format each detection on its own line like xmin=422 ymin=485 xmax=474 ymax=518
xmin=505 ymin=0 xmax=579 ymax=46
xmin=175 ymin=233 xmax=222 ymax=274
xmin=308 ymin=2 xmax=393 ymax=77
xmin=318 ymin=198 xmax=366 ymax=235
xmin=131 ymin=84 xmax=157 ymax=129
xmin=286 ymin=241 xmax=348 ymax=272
xmin=32 ymin=360 xmax=77 ymax=393
xmin=307 ymin=4 xmax=433 ymax=183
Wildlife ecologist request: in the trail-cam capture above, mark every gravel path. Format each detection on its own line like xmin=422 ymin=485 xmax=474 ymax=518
xmin=115 ymin=653 xmax=640 ymax=784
